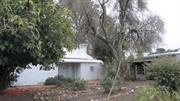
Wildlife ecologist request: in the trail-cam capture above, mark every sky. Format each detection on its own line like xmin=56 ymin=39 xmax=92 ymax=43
xmin=148 ymin=0 xmax=180 ymax=50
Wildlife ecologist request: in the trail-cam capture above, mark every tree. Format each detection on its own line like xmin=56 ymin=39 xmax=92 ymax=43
xmin=59 ymin=0 xmax=164 ymax=98
xmin=58 ymin=0 xmax=99 ymax=44
xmin=58 ymin=0 xmax=116 ymax=62
xmin=0 ymin=0 xmax=74 ymax=90
xmin=59 ymin=0 xmax=163 ymax=60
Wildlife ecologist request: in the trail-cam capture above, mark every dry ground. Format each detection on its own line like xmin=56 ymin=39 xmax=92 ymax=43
xmin=0 ymin=81 xmax=152 ymax=101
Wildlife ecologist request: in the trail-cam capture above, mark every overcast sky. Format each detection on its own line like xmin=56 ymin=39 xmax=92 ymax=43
xmin=148 ymin=0 xmax=180 ymax=50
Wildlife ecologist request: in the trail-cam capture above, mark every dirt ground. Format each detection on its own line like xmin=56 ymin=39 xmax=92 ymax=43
xmin=0 ymin=81 xmax=151 ymax=101
xmin=0 ymin=85 xmax=54 ymax=101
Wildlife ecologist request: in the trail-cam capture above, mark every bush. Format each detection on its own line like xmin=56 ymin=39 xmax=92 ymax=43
xmin=146 ymin=58 xmax=180 ymax=91
xmin=101 ymin=63 xmax=121 ymax=93
xmin=44 ymin=77 xmax=57 ymax=85
xmin=44 ymin=76 xmax=86 ymax=91
xmin=44 ymin=75 xmax=74 ymax=86
xmin=135 ymin=85 xmax=180 ymax=101
xmin=72 ymin=79 xmax=86 ymax=91
xmin=101 ymin=77 xmax=113 ymax=93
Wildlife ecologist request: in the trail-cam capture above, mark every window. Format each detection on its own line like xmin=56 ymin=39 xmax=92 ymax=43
xmin=90 ymin=66 xmax=94 ymax=72
xmin=137 ymin=66 xmax=145 ymax=75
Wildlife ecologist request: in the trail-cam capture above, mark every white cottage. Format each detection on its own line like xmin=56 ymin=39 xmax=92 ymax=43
xmin=57 ymin=44 xmax=103 ymax=80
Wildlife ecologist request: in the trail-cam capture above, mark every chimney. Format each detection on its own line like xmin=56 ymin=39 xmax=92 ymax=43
xmin=79 ymin=44 xmax=88 ymax=53
xmin=156 ymin=48 xmax=165 ymax=53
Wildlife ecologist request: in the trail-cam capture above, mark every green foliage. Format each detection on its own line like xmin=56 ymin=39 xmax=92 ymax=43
xmin=44 ymin=76 xmax=86 ymax=91
xmin=93 ymin=39 xmax=113 ymax=62
xmin=0 ymin=0 xmax=75 ymax=90
xmin=44 ymin=76 xmax=74 ymax=87
xmin=101 ymin=63 xmax=121 ymax=93
xmin=146 ymin=58 xmax=180 ymax=91
xmin=135 ymin=85 xmax=180 ymax=101
xmin=72 ymin=79 xmax=86 ymax=91
xmin=101 ymin=77 xmax=114 ymax=93
xmin=44 ymin=77 xmax=57 ymax=85
xmin=0 ymin=67 xmax=18 ymax=91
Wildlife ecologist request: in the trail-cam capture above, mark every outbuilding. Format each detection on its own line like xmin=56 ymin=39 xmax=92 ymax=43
xmin=57 ymin=44 xmax=104 ymax=80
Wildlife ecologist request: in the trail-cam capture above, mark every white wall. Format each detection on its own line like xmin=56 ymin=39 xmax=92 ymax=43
xmin=58 ymin=63 xmax=103 ymax=80
xmin=176 ymin=54 xmax=180 ymax=60
xmin=58 ymin=63 xmax=80 ymax=79
xmin=14 ymin=66 xmax=58 ymax=86
xmin=80 ymin=63 xmax=103 ymax=80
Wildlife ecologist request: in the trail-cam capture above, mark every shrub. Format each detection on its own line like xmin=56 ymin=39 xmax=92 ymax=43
xmin=72 ymin=79 xmax=86 ymax=91
xmin=101 ymin=63 xmax=121 ymax=93
xmin=146 ymin=58 xmax=180 ymax=91
xmin=44 ymin=76 xmax=86 ymax=91
xmin=44 ymin=77 xmax=57 ymax=85
xmin=44 ymin=75 xmax=74 ymax=86
xmin=101 ymin=77 xmax=113 ymax=93
xmin=53 ymin=76 xmax=74 ymax=87
xmin=135 ymin=85 xmax=180 ymax=101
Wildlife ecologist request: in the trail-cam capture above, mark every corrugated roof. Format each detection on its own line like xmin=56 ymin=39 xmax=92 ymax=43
xmin=59 ymin=44 xmax=103 ymax=64
xmin=145 ymin=48 xmax=180 ymax=58
xmin=61 ymin=58 xmax=103 ymax=64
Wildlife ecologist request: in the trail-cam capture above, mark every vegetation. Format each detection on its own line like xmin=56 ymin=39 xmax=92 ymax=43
xmin=44 ymin=77 xmax=58 ymax=86
xmin=0 ymin=0 xmax=74 ymax=91
xmin=44 ymin=76 xmax=74 ymax=88
xmin=72 ymin=79 xmax=86 ymax=91
xmin=146 ymin=58 xmax=180 ymax=91
xmin=101 ymin=78 xmax=114 ymax=93
xmin=44 ymin=76 xmax=86 ymax=91
xmin=136 ymin=58 xmax=180 ymax=101
xmin=59 ymin=0 xmax=164 ymax=97
xmin=101 ymin=63 xmax=121 ymax=93
xmin=135 ymin=85 xmax=180 ymax=101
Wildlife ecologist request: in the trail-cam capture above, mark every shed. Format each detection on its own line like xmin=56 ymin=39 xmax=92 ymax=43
xmin=57 ymin=44 xmax=104 ymax=80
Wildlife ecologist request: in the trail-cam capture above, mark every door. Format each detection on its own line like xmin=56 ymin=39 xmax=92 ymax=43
xmin=72 ymin=63 xmax=79 ymax=79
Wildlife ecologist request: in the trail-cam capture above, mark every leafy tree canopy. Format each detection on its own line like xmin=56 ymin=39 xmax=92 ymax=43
xmin=0 ymin=0 xmax=74 ymax=68
xmin=0 ymin=0 xmax=74 ymax=90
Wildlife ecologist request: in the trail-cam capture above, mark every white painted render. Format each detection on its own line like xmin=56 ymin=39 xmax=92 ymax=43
xmin=58 ymin=63 xmax=80 ymax=79
xmin=176 ymin=54 xmax=180 ymax=60
xmin=58 ymin=44 xmax=104 ymax=80
xmin=14 ymin=66 xmax=58 ymax=86
xmin=58 ymin=62 xmax=103 ymax=80
xmin=80 ymin=63 xmax=103 ymax=80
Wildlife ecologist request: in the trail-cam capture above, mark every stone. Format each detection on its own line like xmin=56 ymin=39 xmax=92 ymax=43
xmin=40 ymin=97 xmax=44 ymax=100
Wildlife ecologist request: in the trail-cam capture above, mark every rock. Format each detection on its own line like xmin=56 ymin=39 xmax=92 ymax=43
xmin=33 ymin=96 xmax=38 ymax=100
xmin=130 ymin=89 xmax=134 ymax=93
xmin=40 ymin=97 xmax=44 ymax=100
xmin=45 ymin=97 xmax=49 ymax=100
xmin=37 ymin=92 xmax=41 ymax=96
xmin=97 ymin=87 xmax=101 ymax=90
xmin=135 ymin=86 xmax=139 ymax=89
